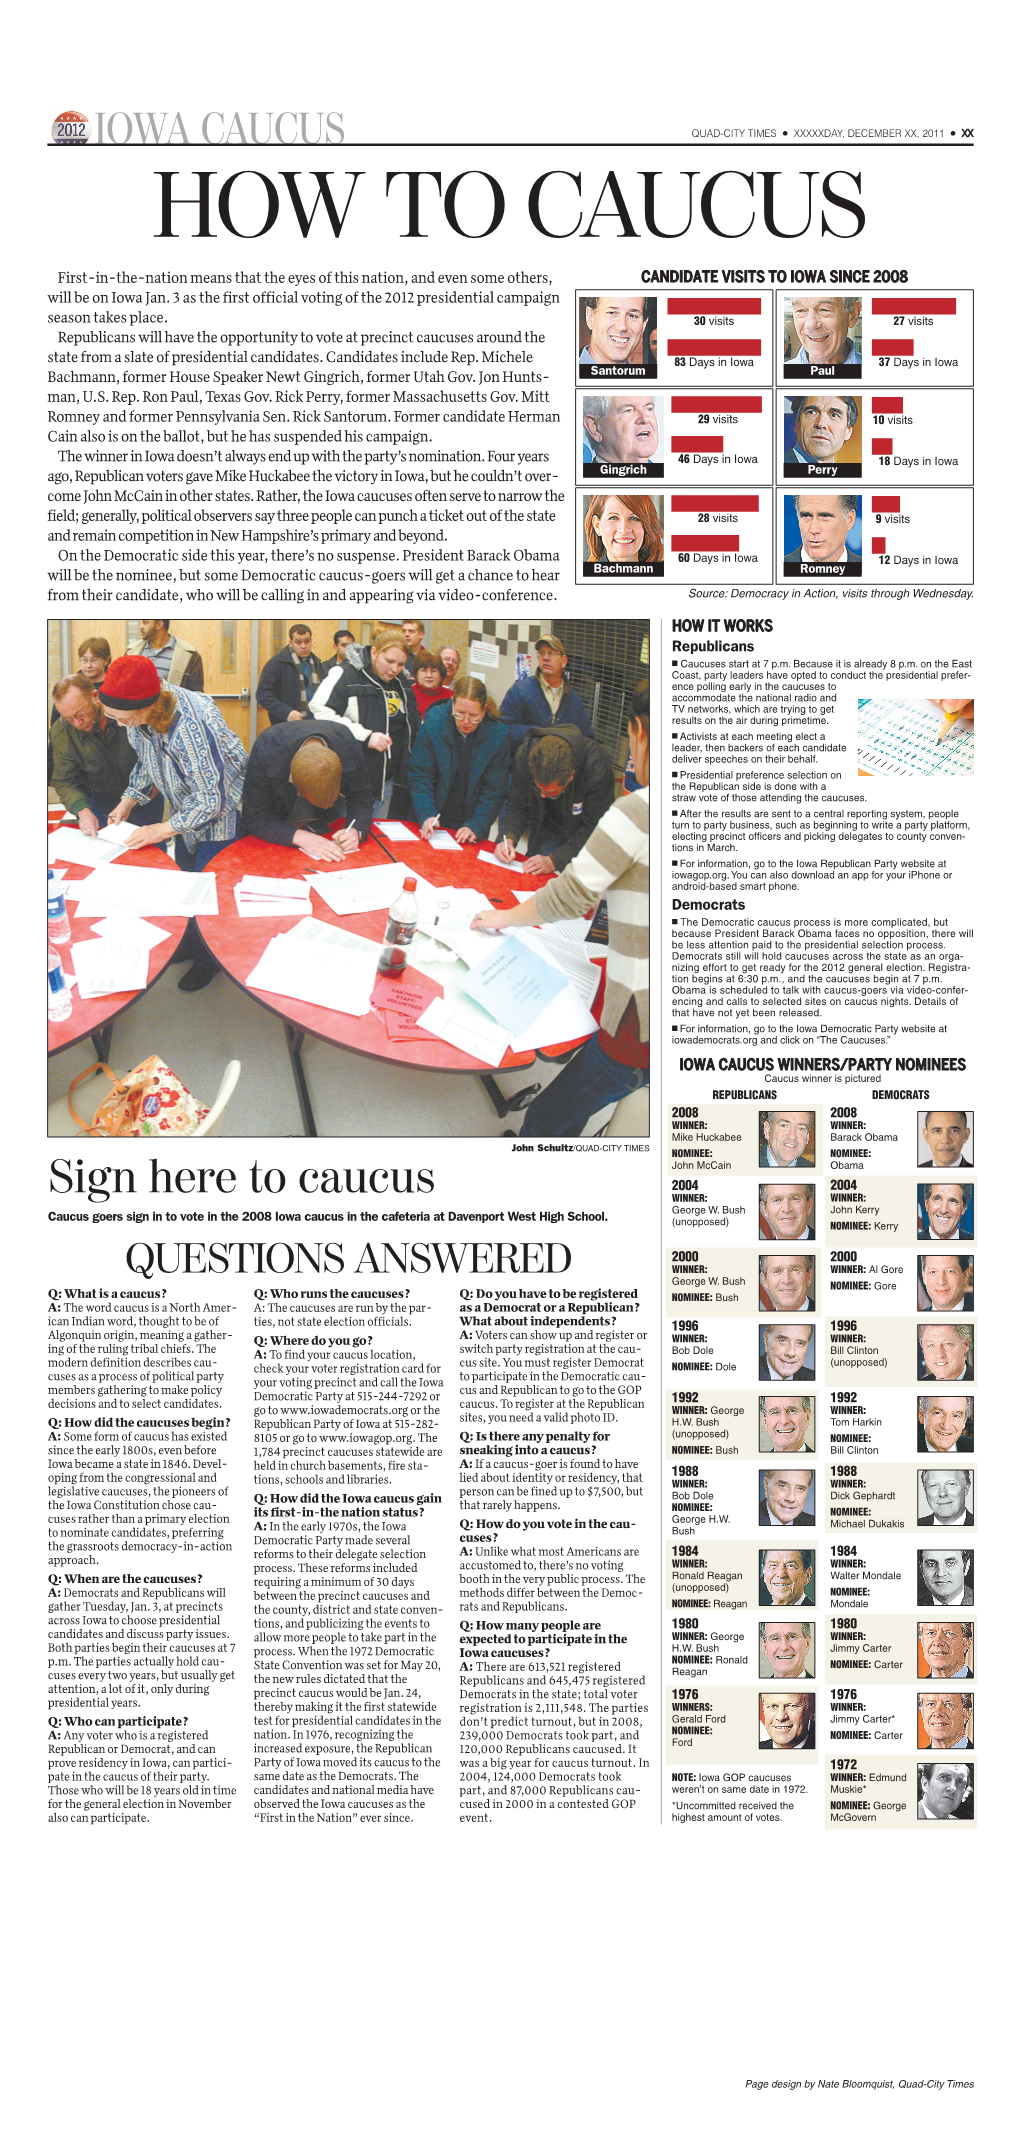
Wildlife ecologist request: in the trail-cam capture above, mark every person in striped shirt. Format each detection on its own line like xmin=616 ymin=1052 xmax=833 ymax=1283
xmin=471 ymin=694 xmax=649 ymax=1136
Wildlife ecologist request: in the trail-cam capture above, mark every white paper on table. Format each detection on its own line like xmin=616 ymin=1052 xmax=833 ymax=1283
xmin=420 ymin=886 xmax=492 ymax=965
xmin=72 ymin=866 xmax=218 ymax=918
xmin=91 ymin=913 xmax=171 ymax=950
xmin=458 ymin=930 xmax=567 ymax=1030
xmin=306 ymin=862 xmax=407 ymax=916
xmin=509 ymin=981 xmax=598 ymax=1052
xmin=478 ymin=846 xmax=530 ymax=873
xmin=49 ymin=828 xmax=112 ymax=868
xmin=416 ymin=994 xmax=512 ymax=1068
xmin=511 ymin=896 xmax=595 ymax=945
xmin=374 ymin=820 xmax=417 ymax=841
xmin=238 ymin=874 xmax=310 ymax=899
xmin=235 ymin=874 xmax=312 ymax=918
xmin=69 ymin=935 xmax=151 ymax=998
xmin=422 ymin=829 xmax=460 ymax=853
xmin=286 ymin=916 xmax=373 ymax=954
xmin=95 ymin=821 xmax=135 ymax=850
xmin=245 ymin=917 xmax=379 ymax=1016
xmin=236 ymin=896 xmax=313 ymax=918
xmin=504 ymin=929 xmax=600 ymax=1008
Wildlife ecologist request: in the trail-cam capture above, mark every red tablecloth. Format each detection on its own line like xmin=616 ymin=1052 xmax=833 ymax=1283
xmin=48 ymin=840 xmax=186 ymax=1058
xmin=196 ymin=835 xmax=599 ymax=1073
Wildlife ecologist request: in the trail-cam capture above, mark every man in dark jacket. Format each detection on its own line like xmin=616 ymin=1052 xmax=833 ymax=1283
xmin=51 ymin=675 xmax=162 ymax=832
xmin=498 ymin=637 xmax=594 ymax=749
xmin=242 ymin=720 xmax=374 ymax=860
xmin=495 ymin=726 xmax=615 ymax=875
xmin=256 ymin=624 xmax=329 ymax=725
xmin=408 ymin=684 xmax=511 ymax=844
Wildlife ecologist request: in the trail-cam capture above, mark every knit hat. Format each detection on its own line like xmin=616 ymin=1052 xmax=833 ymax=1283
xmin=97 ymin=654 xmax=163 ymax=711
xmin=290 ymin=739 xmax=342 ymax=808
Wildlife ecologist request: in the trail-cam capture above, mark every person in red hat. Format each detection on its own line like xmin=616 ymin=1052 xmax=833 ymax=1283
xmin=100 ymin=656 xmax=248 ymax=991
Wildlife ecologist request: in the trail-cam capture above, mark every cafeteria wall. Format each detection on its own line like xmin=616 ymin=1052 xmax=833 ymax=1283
xmin=52 ymin=619 xmax=251 ymax=745
xmin=253 ymin=618 xmax=475 ymax=731
xmin=50 ymin=618 xmax=646 ymax=761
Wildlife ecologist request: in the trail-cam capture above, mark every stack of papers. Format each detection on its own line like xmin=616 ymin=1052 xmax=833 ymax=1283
xmin=458 ymin=932 xmax=566 ymax=1031
xmin=413 ymin=927 xmax=598 ymax=1064
xmin=235 ymin=875 xmax=312 ymax=919
xmin=306 ymin=861 xmax=408 ymax=917
xmin=71 ymin=866 xmax=218 ymax=919
xmin=245 ymin=916 xmax=379 ymax=1017
xmin=508 ymin=983 xmax=597 ymax=1052
xmin=372 ymin=975 xmax=442 ymax=1042
xmin=67 ymin=935 xmax=151 ymax=999
xmin=374 ymin=820 xmax=417 ymax=842
xmin=512 ymin=896 xmax=597 ymax=945
xmin=505 ymin=928 xmax=600 ymax=1008
xmin=417 ymin=990 xmax=513 ymax=1068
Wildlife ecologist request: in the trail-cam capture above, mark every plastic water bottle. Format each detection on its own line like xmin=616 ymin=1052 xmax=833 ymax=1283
xmin=48 ymin=943 xmax=72 ymax=1022
xmin=377 ymin=876 xmax=418 ymax=974
xmin=48 ymin=869 xmax=71 ymax=943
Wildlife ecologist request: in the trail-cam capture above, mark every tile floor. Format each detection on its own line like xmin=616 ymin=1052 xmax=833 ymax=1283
xmin=47 ymin=952 xmax=573 ymax=1137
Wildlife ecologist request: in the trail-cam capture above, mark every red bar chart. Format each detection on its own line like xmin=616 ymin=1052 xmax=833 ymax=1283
xmin=665 ymin=294 xmax=772 ymax=384
xmin=574 ymin=286 xmax=973 ymax=587
xmin=777 ymin=490 xmax=973 ymax=584
xmin=668 ymin=392 xmax=771 ymax=480
xmin=668 ymin=491 xmax=771 ymax=584
xmin=778 ymin=388 xmax=972 ymax=485
xmin=861 ymin=291 xmax=973 ymax=382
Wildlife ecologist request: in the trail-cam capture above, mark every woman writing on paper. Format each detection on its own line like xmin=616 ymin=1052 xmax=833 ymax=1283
xmin=470 ymin=689 xmax=649 ymax=1136
xmin=99 ymin=654 xmax=248 ymax=992
xmin=407 ymin=675 xmax=511 ymax=846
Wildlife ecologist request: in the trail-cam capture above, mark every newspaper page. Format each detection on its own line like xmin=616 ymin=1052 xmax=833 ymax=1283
xmin=22 ymin=25 xmax=1010 ymax=2142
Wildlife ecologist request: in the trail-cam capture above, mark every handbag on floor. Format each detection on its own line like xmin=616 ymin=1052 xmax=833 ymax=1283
xmin=67 ymin=1055 xmax=210 ymax=1136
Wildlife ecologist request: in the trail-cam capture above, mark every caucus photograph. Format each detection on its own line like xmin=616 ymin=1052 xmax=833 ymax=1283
xmin=48 ymin=615 xmax=650 ymax=1140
